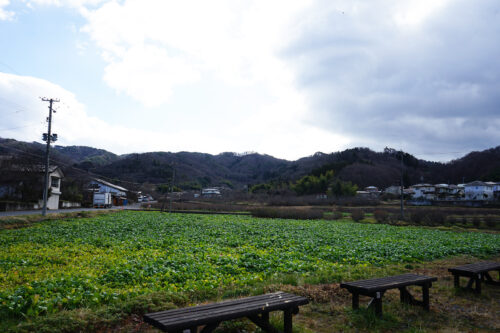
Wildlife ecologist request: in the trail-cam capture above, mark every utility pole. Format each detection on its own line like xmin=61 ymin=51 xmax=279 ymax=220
xmin=41 ymin=97 xmax=59 ymax=216
xmin=169 ymin=165 xmax=175 ymax=213
xmin=400 ymin=151 xmax=404 ymax=220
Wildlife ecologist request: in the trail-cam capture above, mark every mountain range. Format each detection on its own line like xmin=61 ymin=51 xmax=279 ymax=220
xmin=1 ymin=137 xmax=499 ymax=192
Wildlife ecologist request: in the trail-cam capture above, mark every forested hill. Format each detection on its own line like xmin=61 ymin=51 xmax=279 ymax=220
xmin=1 ymin=137 xmax=499 ymax=190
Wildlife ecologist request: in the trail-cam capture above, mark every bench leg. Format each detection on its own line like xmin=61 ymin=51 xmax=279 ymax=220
xmin=367 ymin=292 xmax=383 ymax=317
xmin=180 ymin=328 xmax=197 ymax=333
xmin=284 ymin=309 xmax=293 ymax=333
xmin=465 ymin=277 xmax=474 ymax=290
xmin=200 ymin=323 xmax=220 ymax=333
xmin=399 ymin=287 xmax=416 ymax=305
xmin=482 ymin=272 xmax=500 ymax=286
xmin=422 ymin=283 xmax=430 ymax=311
xmin=180 ymin=328 xmax=198 ymax=333
xmin=248 ymin=313 xmax=280 ymax=333
xmin=454 ymin=274 xmax=460 ymax=288
xmin=475 ymin=274 xmax=482 ymax=294
xmin=352 ymin=293 xmax=359 ymax=310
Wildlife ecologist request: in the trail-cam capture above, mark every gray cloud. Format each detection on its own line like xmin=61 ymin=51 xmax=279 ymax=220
xmin=284 ymin=0 xmax=500 ymax=160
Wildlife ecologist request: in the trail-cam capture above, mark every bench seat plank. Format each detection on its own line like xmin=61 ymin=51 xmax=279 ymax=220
xmin=340 ymin=273 xmax=437 ymax=293
xmin=448 ymin=262 xmax=500 ymax=275
xmin=148 ymin=297 xmax=304 ymax=326
xmin=144 ymin=292 xmax=308 ymax=332
xmin=148 ymin=292 xmax=300 ymax=320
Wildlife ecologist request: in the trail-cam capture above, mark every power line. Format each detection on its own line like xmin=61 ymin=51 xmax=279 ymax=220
xmin=0 ymin=96 xmax=32 ymax=112
xmin=2 ymin=110 xmax=23 ymax=116
xmin=0 ymin=60 xmax=22 ymax=75
xmin=0 ymin=122 xmax=43 ymax=131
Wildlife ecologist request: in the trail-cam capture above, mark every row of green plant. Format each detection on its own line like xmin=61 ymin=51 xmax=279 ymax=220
xmin=1 ymin=211 xmax=499 ymax=324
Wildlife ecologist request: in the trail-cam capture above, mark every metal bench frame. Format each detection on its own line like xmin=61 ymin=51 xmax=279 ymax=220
xmin=448 ymin=262 xmax=500 ymax=294
xmin=143 ymin=292 xmax=309 ymax=333
xmin=340 ymin=273 xmax=437 ymax=317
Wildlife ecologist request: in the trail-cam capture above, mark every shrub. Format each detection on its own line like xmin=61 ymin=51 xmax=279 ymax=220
xmin=331 ymin=211 xmax=343 ymax=220
xmin=373 ymin=210 xmax=389 ymax=223
xmin=250 ymin=207 xmax=324 ymax=220
xmin=484 ymin=215 xmax=497 ymax=228
xmin=472 ymin=216 xmax=481 ymax=228
xmin=410 ymin=210 xmax=426 ymax=224
xmin=427 ymin=210 xmax=447 ymax=225
xmin=446 ymin=215 xmax=459 ymax=225
xmin=388 ymin=213 xmax=399 ymax=224
xmin=461 ymin=216 xmax=468 ymax=225
xmin=351 ymin=210 xmax=365 ymax=222
xmin=410 ymin=209 xmax=446 ymax=226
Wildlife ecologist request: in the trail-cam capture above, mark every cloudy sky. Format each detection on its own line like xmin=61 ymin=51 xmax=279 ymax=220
xmin=0 ymin=0 xmax=499 ymax=161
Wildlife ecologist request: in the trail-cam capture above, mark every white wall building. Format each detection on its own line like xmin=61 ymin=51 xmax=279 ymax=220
xmin=89 ymin=178 xmax=128 ymax=197
xmin=489 ymin=182 xmax=500 ymax=200
xmin=201 ymin=188 xmax=221 ymax=197
xmin=464 ymin=181 xmax=494 ymax=201
xmin=486 ymin=182 xmax=500 ymax=192
xmin=38 ymin=166 xmax=64 ymax=210
xmin=384 ymin=185 xmax=401 ymax=195
xmin=410 ymin=184 xmax=436 ymax=200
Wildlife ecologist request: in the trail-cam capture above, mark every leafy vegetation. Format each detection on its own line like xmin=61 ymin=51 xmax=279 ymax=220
xmin=0 ymin=211 xmax=499 ymax=326
xmin=291 ymin=170 xmax=358 ymax=196
xmin=292 ymin=170 xmax=335 ymax=195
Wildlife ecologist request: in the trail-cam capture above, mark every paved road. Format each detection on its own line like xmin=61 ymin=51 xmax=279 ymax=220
xmin=0 ymin=204 xmax=141 ymax=217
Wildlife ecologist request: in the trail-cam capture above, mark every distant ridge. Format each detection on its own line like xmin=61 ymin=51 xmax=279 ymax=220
xmin=1 ymin=137 xmax=499 ymax=190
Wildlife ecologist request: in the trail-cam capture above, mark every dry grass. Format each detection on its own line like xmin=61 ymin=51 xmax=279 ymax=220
xmin=99 ymin=255 xmax=500 ymax=333
xmin=0 ymin=210 xmax=117 ymax=230
xmin=290 ymin=255 xmax=500 ymax=332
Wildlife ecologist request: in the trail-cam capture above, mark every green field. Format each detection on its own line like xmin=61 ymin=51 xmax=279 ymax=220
xmin=1 ymin=211 xmax=499 ymax=330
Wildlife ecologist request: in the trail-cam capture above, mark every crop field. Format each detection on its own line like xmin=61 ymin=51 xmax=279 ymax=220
xmin=1 ymin=211 xmax=499 ymax=331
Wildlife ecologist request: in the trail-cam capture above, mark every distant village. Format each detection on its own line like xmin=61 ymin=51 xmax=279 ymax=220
xmin=0 ymin=160 xmax=227 ymax=211
xmin=1 ymin=157 xmax=500 ymax=211
xmin=358 ymin=181 xmax=500 ymax=206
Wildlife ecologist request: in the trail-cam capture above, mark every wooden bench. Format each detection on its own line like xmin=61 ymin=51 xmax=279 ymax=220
xmin=340 ymin=273 xmax=437 ymax=317
xmin=448 ymin=261 xmax=500 ymax=294
xmin=143 ymin=292 xmax=309 ymax=333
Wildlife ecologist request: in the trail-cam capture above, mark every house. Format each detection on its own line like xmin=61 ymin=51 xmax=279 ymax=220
xmin=384 ymin=185 xmax=401 ymax=196
xmin=410 ymin=184 xmax=436 ymax=200
xmin=435 ymin=184 xmax=448 ymax=197
xmin=201 ymin=188 xmax=221 ymax=197
xmin=487 ymin=182 xmax=500 ymax=200
xmin=356 ymin=190 xmax=371 ymax=198
xmin=39 ymin=166 xmax=64 ymax=210
xmin=433 ymin=184 xmax=465 ymax=201
xmin=404 ymin=188 xmax=415 ymax=197
xmin=492 ymin=182 xmax=500 ymax=201
xmin=464 ymin=181 xmax=494 ymax=201
xmin=90 ymin=178 xmax=128 ymax=196
xmin=447 ymin=184 xmax=464 ymax=199
xmin=364 ymin=186 xmax=379 ymax=193
xmin=89 ymin=178 xmax=128 ymax=205
xmin=0 ymin=163 xmax=64 ymax=210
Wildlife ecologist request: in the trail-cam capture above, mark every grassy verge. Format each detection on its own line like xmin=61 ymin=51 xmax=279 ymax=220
xmin=6 ymin=254 xmax=499 ymax=332
xmin=0 ymin=210 xmax=117 ymax=230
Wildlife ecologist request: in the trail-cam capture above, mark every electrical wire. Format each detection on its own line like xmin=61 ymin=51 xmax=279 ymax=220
xmin=0 ymin=97 xmax=33 ymax=113
xmin=0 ymin=122 xmax=43 ymax=131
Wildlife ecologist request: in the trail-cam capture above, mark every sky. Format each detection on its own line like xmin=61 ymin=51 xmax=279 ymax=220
xmin=0 ymin=0 xmax=499 ymax=162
